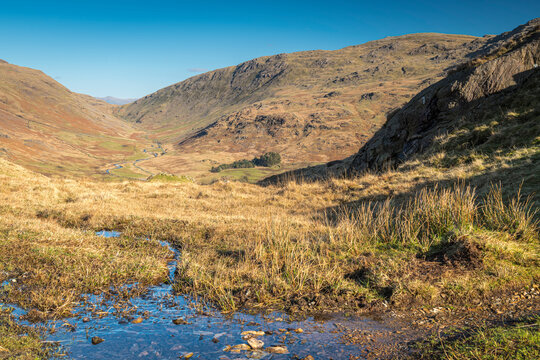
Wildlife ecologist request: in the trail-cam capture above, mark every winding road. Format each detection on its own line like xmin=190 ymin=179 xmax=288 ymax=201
xmin=105 ymin=142 xmax=166 ymax=179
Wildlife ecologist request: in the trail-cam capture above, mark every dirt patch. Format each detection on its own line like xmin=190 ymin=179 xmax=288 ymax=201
xmin=423 ymin=236 xmax=484 ymax=269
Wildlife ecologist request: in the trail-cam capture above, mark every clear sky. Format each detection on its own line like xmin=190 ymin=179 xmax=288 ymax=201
xmin=1 ymin=1 xmax=538 ymax=99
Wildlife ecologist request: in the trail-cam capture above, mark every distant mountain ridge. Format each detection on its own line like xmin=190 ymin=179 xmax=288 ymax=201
xmin=2 ymin=20 xmax=537 ymax=181
xmin=97 ymin=96 xmax=137 ymax=105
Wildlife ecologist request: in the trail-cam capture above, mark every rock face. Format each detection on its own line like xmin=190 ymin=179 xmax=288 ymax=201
xmin=349 ymin=18 xmax=540 ymax=173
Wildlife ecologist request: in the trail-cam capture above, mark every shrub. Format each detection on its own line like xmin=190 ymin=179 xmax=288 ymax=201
xmin=211 ymin=159 xmax=255 ymax=172
xmin=253 ymin=152 xmax=281 ymax=167
xmin=211 ymin=152 xmax=281 ymax=172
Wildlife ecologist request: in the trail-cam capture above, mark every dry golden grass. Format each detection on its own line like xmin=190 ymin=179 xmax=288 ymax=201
xmin=0 ymin=162 xmax=173 ymax=318
xmin=1 ymin=148 xmax=537 ymax=316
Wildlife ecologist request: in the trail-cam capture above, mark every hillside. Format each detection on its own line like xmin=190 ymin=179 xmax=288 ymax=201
xmin=349 ymin=18 xmax=540 ymax=173
xmin=262 ymin=18 xmax=540 ymax=204
xmin=117 ymin=33 xmax=488 ymax=180
xmin=0 ymin=61 xmax=150 ymax=176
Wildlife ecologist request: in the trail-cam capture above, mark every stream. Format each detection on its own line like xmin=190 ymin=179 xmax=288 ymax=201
xmin=1 ymin=231 xmax=393 ymax=359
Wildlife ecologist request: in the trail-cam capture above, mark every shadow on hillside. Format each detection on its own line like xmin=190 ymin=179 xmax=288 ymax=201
xmin=319 ymin=152 xmax=540 ymax=224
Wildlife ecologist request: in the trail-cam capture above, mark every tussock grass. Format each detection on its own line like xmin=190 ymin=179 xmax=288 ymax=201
xmin=482 ymin=184 xmax=539 ymax=242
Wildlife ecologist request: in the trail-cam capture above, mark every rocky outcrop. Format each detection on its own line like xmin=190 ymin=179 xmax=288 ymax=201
xmin=349 ymin=18 xmax=540 ymax=173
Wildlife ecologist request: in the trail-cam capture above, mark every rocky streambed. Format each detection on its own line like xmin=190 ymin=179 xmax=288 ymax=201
xmin=1 ymin=231 xmax=400 ymax=359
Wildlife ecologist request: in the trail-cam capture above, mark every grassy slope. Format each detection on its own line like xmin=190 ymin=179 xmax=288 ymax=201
xmin=0 ymin=133 xmax=537 ymax=357
xmin=0 ymin=61 xmax=152 ymax=177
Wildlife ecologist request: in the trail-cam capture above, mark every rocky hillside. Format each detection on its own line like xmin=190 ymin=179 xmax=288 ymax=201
xmin=261 ymin=18 xmax=540 ymax=187
xmin=349 ymin=18 xmax=540 ymax=172
xmin=0 ymin=61 xmax=147 ymax=176
xmin=118 ymin=33 xmax=487 ymax=165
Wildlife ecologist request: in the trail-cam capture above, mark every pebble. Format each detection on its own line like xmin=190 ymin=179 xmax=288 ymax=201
xmin=91 ymin=336 xmax=104 ymax=345
xmin=247 ymin=338 xmax=264 ymax=349
xmin=131 ymin=317 xmax=143 ymax=324
xmin=173 ymin=318 xmax=190 ymax=325
xmin=82 ymin=317 xmax=90 ymax=323
xmin=241 ymin=330 xmax=265 ymax=337
xmin=266 ymin=345 xmax=288 ymax=354
xmin=231 ymin=344 xmax=251 ymax=351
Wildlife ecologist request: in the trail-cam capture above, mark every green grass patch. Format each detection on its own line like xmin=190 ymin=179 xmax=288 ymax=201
xmin=417 ymin=317 xmax=540 ymax=359
xmin=147 ymin=173 xmax=194 ymax=183
xmin=208 ymin=167 xmax=282 ymax=183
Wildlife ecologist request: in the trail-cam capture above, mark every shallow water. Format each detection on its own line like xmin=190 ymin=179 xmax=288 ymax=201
xmin=3 ymin=231 xmax=390 ymax=359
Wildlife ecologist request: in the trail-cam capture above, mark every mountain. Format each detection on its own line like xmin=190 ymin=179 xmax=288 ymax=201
xmin=349 ymin=18 xmax=539 ymax=173
xmin=0 ymin=60 xmax=148 ymax=176
xmin=97 ymin=96 xmax=137 ymax=105
xmin=261 ymin=18 xmax=540 ymax=199
xmin=117 ymin=33 xmax=489 ymax=179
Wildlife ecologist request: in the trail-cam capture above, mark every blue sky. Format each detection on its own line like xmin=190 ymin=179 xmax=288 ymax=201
xmin=1 ymin=1 xmax=538 ymax=98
